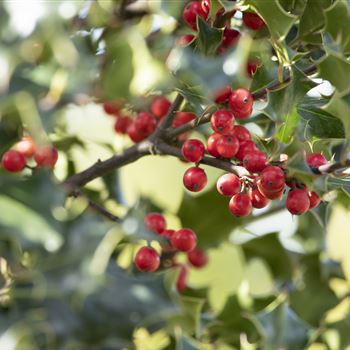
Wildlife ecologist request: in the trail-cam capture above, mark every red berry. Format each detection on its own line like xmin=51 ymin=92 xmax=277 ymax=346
xmin=176 ymin=265 xmax=188 ymax=292
xmin=210 ymin=109 xmax=235 ymax=134
xmin=183 ymin=167 xmax=207 ymax=192
xmin=188 ymin=248 xmax=208 ymax=268
xmin=182 ymin=139 xmax=205 ymax=163
xmin=306 ymin=153 xmax=327 ymax=169
xmin=103 ymin=101 xmax=120 ymax=115
xmin=114 ymin=116 xmax=131 ymax=134
xmin=161 ymin=229 xmax=176 ymax=240
xmin=127 ymin=122 xmax=147 ymax=143
xmin=249 ymin=188 xmax=270 ymax=209
xmin=286 ymin=189 xmax=310 ymax=215
xmin=259 ymin=166 xmax=285 ymax=193
xmin=257 ymin=180 xmax=284 ymax=200
xmin=235 ymin=140 xmax=258 ymax=161
xmin=230 ymin=125 xmax=251 ymax=142
xmin=214 ymin=85 xmax=232 ymax=104
xmin=151 ymin=97 xmax=171 ymax=119
xmin=177 ymin=34 xmax=196 ymax=46
xmin=183 ymin=1 xmax=209 ymax=31
xmin=229 ymin=193 xmax=252 ymax=217
xmin=172 ymin=112 xmax=197 ymax=128
xmin=207 ymin=133 xmax=221 ymax=158
xmin=229 ymin=88 xmax=254 ymax=115
xmin=135 ymin=247 xmax=160 ymax=272
xmin=34 ymin=145 xmax=58 ymax=168
xmin=243 ymin=12 xmax=265 ymax=30
xmin=243 ymin=151 xmax=267 ymax=173
xmin=13 ymin=136 xmax=36 ymax=158
xmin=308 ymin=191 xmax=321 ymax=209
xmin=201 ymin=0 xmax=210 ymax=14
xmin=216 ymin=135 xmax=239 ymax=158
xmin=234 ymin=106 xmax=253 ymax=120
xmin=247 ymin=59 xmax=259 ymax=77
xmin=2 ymin=150 xmax=26 ymax=172
xmin=144 ymin=213 xmax=166 ymax=234
xmin=216 ymin=173 xmax=241 ymax=196
xmin=134 ymin=112 xmax=156 ymax=136
xmin=222 ymin=28 xmax=240 ymax=48
xmin=171 ymin=228 xmax=197 ymax=252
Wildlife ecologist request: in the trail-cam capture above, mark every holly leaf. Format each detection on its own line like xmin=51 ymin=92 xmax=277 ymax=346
xmin=197 ymin=17 xmax=223 ymax=56
xmin=275 ymin=108 xmax=300 ymax=144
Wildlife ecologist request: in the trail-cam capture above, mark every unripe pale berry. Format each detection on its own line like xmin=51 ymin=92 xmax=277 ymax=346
xmin=286 ymin=189 xmax=310 ymax=215
xmin=214 ymin=85 xmax=232 ymax=104
xmin=235 ymin=140 xmax=258 ymax=161
xmin=2 ymin=150 xmax=26 ymax=172
xmin=183 ymin=167 xmax=207 ymax=192
xmin=181 ymin=139 xmax=205 ymax=163
xmin=210 ymin=109 xmax=235 ymax=134
xmin=216 ymin=173 xmax=241 ymax=196
xmin=114 ymin=116 xmax=131 ymax=134
xmin=134 ymin=112 xmax=156 ymax=136
xmin=151 ymin=97 xmax=171 ymax=119
xmin=187 ymin=248 xmax=208 ymax=268
xmin=177 ymin=34 xmax=196 ymax=46
xmin=135 ymin=247 xmax=160 ymax=272
xmin=308 ymin=191 xmax=321 ymax=209
xmin=207 ymin=133 xmax=221 ymax=158
xmin=34 ymin=145 xmax=58 ymax=168
xmin=229 ymin=88 xmax=254 ymax=115
xmin=259 ymin=166 xmax=285 ymax=193
xmin=144 ymin=212 xmax=166 ymax=234
xmin=171 ymin=228 xmax=197 ymax=252
xmin=13 ymin=136 xmax=36 ymax=158
xmin=306 ymin=153 xmax=327 ymax=169
xmin=229 ymin=193 xmax=252 ymax=217
xmin=230 ymin=125 xmax=251 ymax=142
xmin=243 ymin=12 xmax=265 ymax=30
xmin=216 ymin=135 xmax=239 ymax=158
xmin=183 ymin=1 xmax=209 ymax=31
xmin=249 ymin=188 xmax=270 ymax=209
xmin=243 ymin=151 xmax=267 ymax=173
xmin=172 ymin=112 xmax=197 ymax=128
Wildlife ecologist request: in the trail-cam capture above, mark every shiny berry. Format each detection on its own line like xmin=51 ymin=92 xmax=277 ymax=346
xmin=249 ymin=188 xmax=270 ymax=209
xmin=230 ymin=125 xmax=251 ymax=142
xmin=2 ymin=150 xmax=26 ymax=172
xmin=286 ymin=189 xmax=310 ymax=215
xmin=234 ymin=106 xmax=253 ymax=119
xmin=216 ymin=173 xmax=241 ymax=196
xmin=216 ymin=135 xmax=239 ymax=158
xmin=161 ymin=229 xmax=176 ymax=240
xmin=177 ymin=34 xmax=196 ymax=46
xmin=182 ymin=139 xmax=205 ymax=163
xmin=172 ymin=112 xmax=197 ymax=128
xmin=201 ymin=0 xmax=210 ymax=14
xmin=13 ymin=136 xmax=36 ymax=158
xmin=229 ymin=193 xmax=252 ymax=217
xmin=214 ymin=85 xmax=232 ymax=104
xmin=183 ymin=167 xmax=207 ymax=192
xmin=135 ymin=247 xmax=160 ymax=272
xmin=308 ymin=191 xmax=321 ymax=209
xmin=247 ymin=59 xmax=259 ymax=77
xmin=306 ymin=153 xmax=327 ymax=169
xmin=243 ymin=151 xmax=267 ymax=173
xmin=259 ymin=166 xmax=285 ymax=192
xmin=243 ymin=12 xmax=265 ymax=30
xmin=210 ymin=109 xmax=235 ymax=134
xmin=144 ymin=213 xmax=166 ymax=234
xmin=127 ymin=122 xmax=146 ymax=143
xmin=229 ymin=88 xmax=254 ymax=115
xmin=171 ymin=228 xmax=197 ymax=252
xmin=207 ymin=133 xmax=221 ymax=158
xmin=34 ymin=145 xmax=58 ymax=168
xmin=183 ymin=1 xmax=209 ymax=31
xmin=235 ymin=140 xmax=258 ymax=161
xmin=114 ymin=116 xmax=131 ymax=134
xmin=222 ymin=28 xmax=240 ymax=48
xmin=176 ymin=265 xmax=188 ymax=292
xmin=151 ymin=97 xmax=171 ymax=119
xmin=257 ymin=180 xmax=284 ymax=200
xmin=134 ymin=112 xmax=157 ymax=136
xmin=188 ymin=248 xmax=208 ymax=268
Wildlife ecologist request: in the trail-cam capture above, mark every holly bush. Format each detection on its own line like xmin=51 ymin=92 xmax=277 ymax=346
xmin=1 ymin=0 xmax=350 ymax=349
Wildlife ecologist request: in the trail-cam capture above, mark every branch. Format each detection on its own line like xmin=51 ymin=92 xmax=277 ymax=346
xmin=85 ymin=196 xmax=121 ymax=222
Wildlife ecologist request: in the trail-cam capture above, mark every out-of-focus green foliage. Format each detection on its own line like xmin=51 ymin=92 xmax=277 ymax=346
xmin=1 ymin=1 xmax=350 ymax=349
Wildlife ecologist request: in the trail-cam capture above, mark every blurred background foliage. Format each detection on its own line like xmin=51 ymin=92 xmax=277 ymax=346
xmin=1 ymin=0 xmax=350 ymax=349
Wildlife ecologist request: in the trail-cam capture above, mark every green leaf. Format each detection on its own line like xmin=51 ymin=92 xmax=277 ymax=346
xmin=318 ymin=53 xmax=350 ymax=93
xmin=298 ymin=0 xmax=327 ymax=38
xmin=218 ymin=0 xmax=238 ymax=11
xmin=327 ymin=177 xmax=350 ymax=197
xmin=244 ymin=0 xmax=296 ymax=41
xmin=276 ymin=108 xmax=300 ymax=144
xmin=257 ymin=302 xmax=311 ymax=350
xmin=197 ymin=17 xmax=223 ymax=56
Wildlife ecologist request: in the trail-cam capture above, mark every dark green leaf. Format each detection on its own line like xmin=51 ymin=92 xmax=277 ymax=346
xmin=197 ymin=17 xmax=223 ymax=56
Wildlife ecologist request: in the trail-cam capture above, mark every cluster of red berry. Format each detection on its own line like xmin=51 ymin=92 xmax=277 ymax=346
xmin=1 ymin=136 xmax=58 ymax=173
xmin=134 ymin=212 xmax=208 ymax=292
xmin=180 ymin=0 xmax=264 ymax=75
